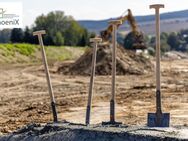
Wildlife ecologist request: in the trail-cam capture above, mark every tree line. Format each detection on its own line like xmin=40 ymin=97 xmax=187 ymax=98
xmin=1 ymin=10 xmax=188 ymax=51
xmin=0 ymin=11 xmax=95 ymax=46
xmin=119 ymin=29 xmax=188 ymax=53
xmin=146 ymin=29 xmax=188 ymax=53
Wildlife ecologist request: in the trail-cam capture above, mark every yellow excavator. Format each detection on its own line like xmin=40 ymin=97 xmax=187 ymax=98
xmin=100 ymin=9 xmax=146 ymax=49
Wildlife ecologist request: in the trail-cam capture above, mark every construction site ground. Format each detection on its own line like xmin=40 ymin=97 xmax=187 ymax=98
xmin=0 ymin=59 xmax=188 ymax=136
xmin=0 ymin=122 xmax=188 ymax=141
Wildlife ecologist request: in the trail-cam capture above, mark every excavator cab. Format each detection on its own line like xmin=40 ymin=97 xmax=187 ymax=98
xmin=100 ymin=30 xmax=111 ymax=42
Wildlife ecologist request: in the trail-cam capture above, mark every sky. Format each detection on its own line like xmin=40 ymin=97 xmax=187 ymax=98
xmin=2 ymin=0 xmax=188 ymax=27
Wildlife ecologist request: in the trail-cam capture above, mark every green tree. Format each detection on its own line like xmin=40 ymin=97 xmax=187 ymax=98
xmin=167 ymin=32 xmax=181 ymax=51
xmin=161 ymin=40 xmax=170 ymax=53
xmin=0 ymin=29 xmax=11 ymax=43
xmin=160 ymin=32 xmax=170 ymax=53
xmin=10 ymin=28 xmax=24 ymax=43
xmin=148 ymin=47 xmax=155 ymax=56
xmin=77 ymin=29 xmax=89 ymax=46
xmin=23 ymin=26 xmax=37 ymax=44
xmin=148 ymin=32 xmax=170 ymax=53
xmin=161 ymin=32 xmax=168 ymax=40
xmin=64 ymin=20 xmax=83 ymax=46
xmin=54 ymin=32 xmax=64 ymax=46
xmin=33 ymin=11 xmax=89 ymax=46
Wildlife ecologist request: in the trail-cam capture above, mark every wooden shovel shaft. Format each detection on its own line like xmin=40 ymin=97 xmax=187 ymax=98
xmin=110 ymin=24 xmax=118 ymax=122
xmin=108 ymin=20 xmax=121 ymax=123
xmin=85 ymin=37 xmax=102 ymax=125
xmin=155 ymin=9 xmax=161 ymax=92
xmin=86 ymin=42 xmax=98 ymax=125
xmin=150 ymin=4 xmax=164 ymax=114
xmin=112 ymin=24 xmax=117 ymax=101
xmin=155 ymin=9 xmax=162 ymax=114
xmin=38 ymin=35 xmax=55 ymax=103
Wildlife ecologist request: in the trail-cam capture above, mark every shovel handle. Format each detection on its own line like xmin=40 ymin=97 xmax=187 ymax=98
xmin=85 ymin=37 xmax=102 ymax=125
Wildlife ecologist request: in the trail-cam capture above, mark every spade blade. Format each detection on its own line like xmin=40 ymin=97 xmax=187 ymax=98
xmin=147 ymin=113 xmax=170 ymax=127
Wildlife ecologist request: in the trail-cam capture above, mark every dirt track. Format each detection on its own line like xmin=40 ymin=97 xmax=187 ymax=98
xmin=0 ymin=59 xmax=188 ymax=134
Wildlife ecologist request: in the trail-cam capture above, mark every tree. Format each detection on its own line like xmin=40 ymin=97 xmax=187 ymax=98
xmin=33 ymin=11 xmax=89 ymax=46
xmin=64 ymin=20 xmax=83 ymax=46
xmin=167 ymin=32 xmax=180 ymax=51
xmin=149 ymin=36 xmax=155 ymax=47
xmin=54 ymin=32 xmax=64 ymax=46
xmin=23 ymin=26 xmax=37 ymax=44
xmin=77 ymin=29 xmax=89 ymax=46
xmin=148 ymin=47 xmax=155 ymax=56
xmin=161 ymin=40 xmax=170 ymax=53
xmin=161 ymin=32 xmax=168 ymax=40
xmin=160 ymin=32 xmax=170 ymax=53
xmin=0 ymin=29 xmax=11 ymax=43
xmin=10 ymin=28 xmax=24 ymax=43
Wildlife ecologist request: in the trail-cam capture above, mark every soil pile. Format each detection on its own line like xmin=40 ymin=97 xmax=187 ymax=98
xmin=58 ymin=45 xmax=153 ymax=75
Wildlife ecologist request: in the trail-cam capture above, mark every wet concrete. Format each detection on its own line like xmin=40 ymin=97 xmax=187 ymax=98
xmin=0 ymin=122 xmax=187 ymax=141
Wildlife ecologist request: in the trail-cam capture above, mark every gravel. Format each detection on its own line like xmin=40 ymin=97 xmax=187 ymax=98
xmin=0 ymin=122 xmax=187 ymax=141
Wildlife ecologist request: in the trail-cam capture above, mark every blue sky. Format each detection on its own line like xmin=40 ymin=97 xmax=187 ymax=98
xmin=2 ymin=0 xmax=188 ymax=27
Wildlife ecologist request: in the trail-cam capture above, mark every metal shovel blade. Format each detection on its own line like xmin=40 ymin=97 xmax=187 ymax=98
xmin=147 ymin=113 xmax=170 ymax=127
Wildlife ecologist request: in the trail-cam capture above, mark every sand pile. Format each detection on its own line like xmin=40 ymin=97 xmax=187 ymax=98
xmin=58 ymin=45 xmax=153 ymax=75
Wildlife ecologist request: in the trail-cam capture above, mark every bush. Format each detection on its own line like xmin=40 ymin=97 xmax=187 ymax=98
xmin=148 ymin=47 xmax=155 ymax=56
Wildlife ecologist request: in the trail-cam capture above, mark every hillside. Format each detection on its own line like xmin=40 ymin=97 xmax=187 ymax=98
xmin=0 ymin=44 xmax=86 ymax=64
xmin=78 ymin=9 xmax=188 ymax=35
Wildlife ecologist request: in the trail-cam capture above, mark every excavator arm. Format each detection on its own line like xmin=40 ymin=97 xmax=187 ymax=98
xmin=100 ymin=9 xmax=138 ymax=42
xmin=100 ymin=9 xmax=146 ymax=50
xmin=126 ymin=9 xmax=138 ymax=34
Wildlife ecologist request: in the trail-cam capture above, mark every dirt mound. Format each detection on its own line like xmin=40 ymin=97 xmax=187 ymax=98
xmin=58 ymin=45 xmax=153 ymax=75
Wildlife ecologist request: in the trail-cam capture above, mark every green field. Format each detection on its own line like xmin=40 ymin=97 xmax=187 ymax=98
xmin=0 ymin=43 xmax=87 ymax=64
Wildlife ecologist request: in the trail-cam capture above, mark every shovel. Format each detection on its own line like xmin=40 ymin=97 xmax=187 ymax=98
xmin=147 ymin=4 xmax=170 ymax=127
xmin=85 ymin=37 xmax=102 ymax=125
xmin=102 ymin=20 xmax=122 ymax=125
xmin=33 ymin=30 xmax=58 ymax=122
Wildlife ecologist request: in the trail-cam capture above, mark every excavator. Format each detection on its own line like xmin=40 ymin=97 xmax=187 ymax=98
xmin=100 ymin=9 xmax=146 ymax=50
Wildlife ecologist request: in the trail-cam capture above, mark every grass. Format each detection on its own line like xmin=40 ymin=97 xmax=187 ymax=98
xmin=0 ymin=43 xmax=87 ymax=64
xmin=0 ymin=43 xmax=38 ymax=57
xmin=46 ymin=45 xmax=86 ymax=62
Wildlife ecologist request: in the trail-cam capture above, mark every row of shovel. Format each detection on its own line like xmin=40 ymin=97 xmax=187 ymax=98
xmin=32 ymin=4 xmax=170 ymax=127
